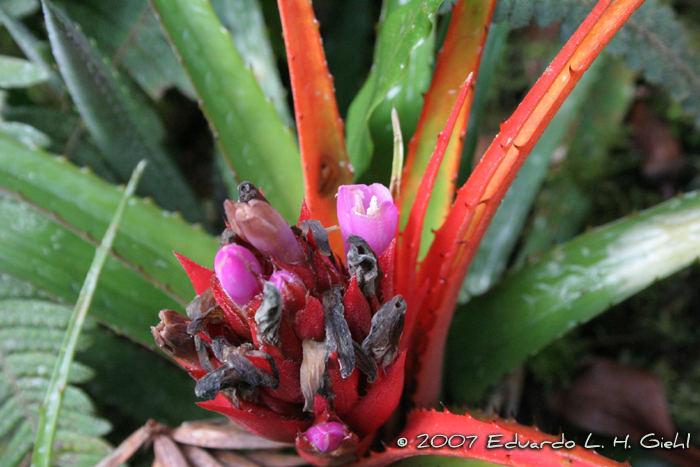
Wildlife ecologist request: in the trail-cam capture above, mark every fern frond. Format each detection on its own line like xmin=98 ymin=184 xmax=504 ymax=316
xmin=607 ymin=0 xmax=700 ymax=125
xmin=495 ymin=0 xmax=700 ymax=127
xmin=493 ymin=0 xmax=576 ymax=28
xmin=0 ymin=298 xmax=111 ymax=467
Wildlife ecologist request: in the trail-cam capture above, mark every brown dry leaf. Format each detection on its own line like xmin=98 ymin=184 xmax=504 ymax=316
xmin=549 ymin=358 xmax=675 ymax=441
xmin=95 ymin=420 xmax=160 ymax=467
xmin=245 ymin=451 xmax=308 ymax=467
xmin=630 ymin=100 xmax=688 ymax=186
xmin=171 ymin=420 xmax=293 ymax=450
xmin=214 ymin=450 xmax=266 ymax=467
xmin=154 ymin=433 xmax=191 ymax=467
xmin=549 ymin=359 xmax=700 ymax=467
xmin=182 ymin=445 xmax=227 ymax=467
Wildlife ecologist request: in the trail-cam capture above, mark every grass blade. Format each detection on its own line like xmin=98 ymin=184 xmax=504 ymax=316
xmin=31 ymin=161 xmax=146 ymax=467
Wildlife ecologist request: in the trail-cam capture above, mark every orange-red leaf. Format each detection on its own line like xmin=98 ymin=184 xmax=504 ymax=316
xmin=396 ymin=77 xmax=474 ymax=343
xmin=399 ymin=0 xmax=497 ymax=245
xmin=357 ymin=408 xmax=628 ymax=467
xmin=405 ymin=0 xmax=647 ymax=407
xmin=277 ymin=0 xmax=353 ymax=256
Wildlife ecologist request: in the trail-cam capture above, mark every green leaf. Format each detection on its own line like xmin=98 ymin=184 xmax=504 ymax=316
xmin=0 ymin=121 xmax=51 ymax=149
xmin=54 ymin=0 xmax=194 ymax=99
xmin=0 ymin=6 xmax=63 ymax=95
xmin=0 ymin=55 xmax=48 ymax=88
xmin=345 ymin=0 xmax=443 ymax=179
xmin=77 ymin=328 xmax=210 ymax=428
xmin=3 ymin=106 xmax=118 ymax=182
xmin=212 ymin=0 xmax=293 ymax=127
xmin=447 ymin=190 xmax=700 ymax=402
xmin=42 ymin=0 xmax=204 ymax=223
xmin=0 ymin=299 xmax=111 ymax=467
xmin=0 ymin=134 xmax=220 ymax=345
xmin=1 ymin=0 xmax=39 ymax=18
xmin=462 ymin=53 xmax=607 ymax=297
xmin=32 ymin=160 xmax=144 ymax=467
xmin=358 ymin=0 xmax=436 ymax=185
xmin=150 ymin=0 xmax=304 ymax=223
xmin=514 ymin=58 xmax=635 ymax=264
xmin=0 ymin=273 xmax=208 ymax=438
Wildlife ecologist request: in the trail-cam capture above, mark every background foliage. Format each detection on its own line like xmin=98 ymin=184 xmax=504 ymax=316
xmin=1 ymin=0 xmax=700 ymax=465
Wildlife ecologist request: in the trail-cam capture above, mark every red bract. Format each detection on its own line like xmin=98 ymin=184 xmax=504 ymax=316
xmin=153 ymin=0 xmax=647 ymax=465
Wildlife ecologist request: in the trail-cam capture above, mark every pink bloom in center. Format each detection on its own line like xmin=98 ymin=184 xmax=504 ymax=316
xmin=337 ymin=184 xmax=398 ymax=256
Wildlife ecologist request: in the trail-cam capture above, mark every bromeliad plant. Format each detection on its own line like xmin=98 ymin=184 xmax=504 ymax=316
xmin=3 ymin=0 xmax=700 ymax=466
xmin=150 ymin=0 xmax=646 ymax=465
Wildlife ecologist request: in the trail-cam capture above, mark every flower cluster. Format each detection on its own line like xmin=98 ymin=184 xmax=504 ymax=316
xmin=152 ymin=182 xmax=404 ymax=465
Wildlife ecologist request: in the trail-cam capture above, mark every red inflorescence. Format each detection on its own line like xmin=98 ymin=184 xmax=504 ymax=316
xmin=152 ymin=182 xmax=405 ymax=466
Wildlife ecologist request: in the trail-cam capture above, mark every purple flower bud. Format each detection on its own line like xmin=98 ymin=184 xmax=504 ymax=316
xmin=225 ymin=200 xmax=304 ymax=264
xmin=214 ymin=244 xmax=262 ymax=306
xmin=269 ymin=270 xmax=306 ymax=310
xmin=337 ymin=184 xmax=398 ymax=256
xmin=305 ymin=422 xmax=345 ymax=453
xmin=269 ymin=270 xmax=298 ymax=292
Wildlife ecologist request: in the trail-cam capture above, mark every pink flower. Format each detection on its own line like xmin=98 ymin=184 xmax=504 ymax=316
xmin=304 ymin=422 xmax=346 ymax=453
xmin=214 ymin=244 xmax=262 ymax=306
xmin=337 ymin=184 xmax=398 ymax=256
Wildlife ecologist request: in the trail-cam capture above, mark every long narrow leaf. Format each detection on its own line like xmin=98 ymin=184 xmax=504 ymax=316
xmin=55 ymin=0 xmax=195 ymax=100
xmin=448 ymin=190 xmax=700 ymax=401
xmin=399 ymin=0 xmax=497 ymax=254
xmin=345 ymin=0 xmax=443 ymax=178
xmin=31 ymin=160 xmax=146 ymax=467
xmin=0 ymin=6 xmax=62 ymax=95
xmin=514 ymin=57 xmax=636 ymax=265
xmin=463 ymin=53 xmax=608 ymax=297
xmin=0 ymin=134 xmax=220 ymax=345
xmin=404 ymin=0 xmax=646 ymax=406
xmin=396 ymin=79 xmax=474 ymax=333
xmin=458 ymin=20 xmax=509 ymax=184
xmin=41 ymin=0 xmax=204 ymax=223
xmin=150 ymin=0 xmax=304 ymax=222
xmin=213 ymin=0 xmax=292 ymax=126
xmin=276 ymin=0 xmax=352 ymax=250
xmin=358 ymin=0 xmax=436 ymax=188
xmin=358 ymin=409 xmax=626 ymax=467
